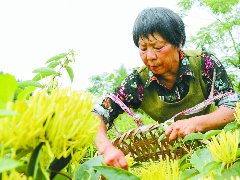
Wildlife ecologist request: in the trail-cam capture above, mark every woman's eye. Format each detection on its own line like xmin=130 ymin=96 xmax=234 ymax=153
xmin=154 ymin=46 xmax=163 ymax=50
xmin=139 ymin=47 xmax=147 ymax=51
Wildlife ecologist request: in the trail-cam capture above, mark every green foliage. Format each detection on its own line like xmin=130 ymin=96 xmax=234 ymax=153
xmin=17 ymin=80 xmax=43 ymax=88
xmin=107 ymin=111 xmax=156 ymax=140
xmin=204 ymin=130 xmax=222 ymax=139
xmin=177 ymin=0 xmax=240 ymax=92
xmin=0 ymin=159 xmax=21 ymax=172
xmin=203 ymin=0 xmax=239 ymax=14
xmin=28 ymin=143 xmax=44 ymax=179
xmin=75 ymin=155 xmax=104 ymax=180
xmin=183 ymin=132 xmax=204 ymax=142
xmin=49 ymin=155 xmax=71 ymax=180
xmin=46 ymin=53 xmax=67 ymax=63
xmin=88 ymin=64 xmax=128 ymax=96
xmin=33 ymin=49 xmax=76 ymax=90
xmin=0 ymin=74 xmax=17 ymax=109
xmin=94 ymin=166 xmax=140 ymax=180
xmin=13 ymin=50 xmax=76 ymax=99
xmin=190 ymin=148 xmax=214 ymax=173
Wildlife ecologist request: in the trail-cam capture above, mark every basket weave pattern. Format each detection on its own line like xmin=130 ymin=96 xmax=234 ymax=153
xmin=111 ymin=124 xmax=188 ymax=162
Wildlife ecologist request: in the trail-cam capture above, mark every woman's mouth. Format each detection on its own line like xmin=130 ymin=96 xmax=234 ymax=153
xmin=150 ymin=66 xmax=158 ymax=70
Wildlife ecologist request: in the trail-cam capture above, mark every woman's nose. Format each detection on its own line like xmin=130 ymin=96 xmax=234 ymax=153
xmin=146 ymin=48 xmax=157 ymax=60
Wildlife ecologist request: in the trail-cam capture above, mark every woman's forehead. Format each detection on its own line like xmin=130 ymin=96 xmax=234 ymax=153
xmin=138 ymin=33 xmax=166 ymax=44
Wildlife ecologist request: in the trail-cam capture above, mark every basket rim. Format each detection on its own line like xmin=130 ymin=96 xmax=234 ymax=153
xmin=111 ymin=123 xmax=163 ymax=144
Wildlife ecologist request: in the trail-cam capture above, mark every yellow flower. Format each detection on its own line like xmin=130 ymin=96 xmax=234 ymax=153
xmin=42 ymin=88 xmax=100 ymax=162
xmin=0 ymin=93 xmax=48 ymax=151
xmin=207 ymin=130 xmax=239 ymax=166
xmin=125 ymin=154 xmax=135 ymax=168
xmin=0 ymin=88 xmax=100 ymax=164
xmin=139 ymin=157 xmax=181 ymax=180
xmin=234 ymin=102 xmax=240 ymax=124
xmin=2 ymin=170 xmax=29 ymax=180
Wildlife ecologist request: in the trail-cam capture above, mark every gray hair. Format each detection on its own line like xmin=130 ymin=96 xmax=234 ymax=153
xmin=132 ymin=7 xmax=186 ymax=48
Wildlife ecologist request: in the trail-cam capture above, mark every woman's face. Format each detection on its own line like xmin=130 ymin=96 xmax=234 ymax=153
xmin=138 ymin=33 xmax=180 ymax=75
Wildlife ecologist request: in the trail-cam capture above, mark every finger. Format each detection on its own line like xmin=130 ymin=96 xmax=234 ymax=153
xmin=104 ymin=158 xmax=115 ymax=167
xmin=113 ymin=160 xmax=122 ymax=169
xmin=169 ymin=128 xmax=178 ymax=141
xmin=177 ymin=131 xmax=186 ymax=139
xmin=119 ymin=158 xmax=128 ymax=170
xmin=165 ymin=126 xmax=173 ymax=137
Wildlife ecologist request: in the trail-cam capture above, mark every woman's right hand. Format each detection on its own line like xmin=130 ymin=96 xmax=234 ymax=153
xmin=94 ymin=116 xmax=128 ymax=170
xmin=101 ymin=144 xmax=128 ymax=170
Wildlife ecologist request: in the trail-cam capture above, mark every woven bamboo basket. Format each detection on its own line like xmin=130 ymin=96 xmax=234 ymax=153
xmin=111 ymin=123 xmax=190 ymax=162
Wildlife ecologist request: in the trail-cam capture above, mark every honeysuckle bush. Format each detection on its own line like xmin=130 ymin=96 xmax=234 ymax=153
xmin=0 ymin=50 xmax=239 ymax=179
xmin=0 ymin=73 xmax=102 ymax=179
xmin=0 ymin=52 xmax=140 ymax=180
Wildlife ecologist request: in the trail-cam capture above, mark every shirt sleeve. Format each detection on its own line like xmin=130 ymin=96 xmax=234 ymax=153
xmin=201 ymin=50 xmax=238 ymax=109
xmin=92 ymin=69 xmax=144 ymax=128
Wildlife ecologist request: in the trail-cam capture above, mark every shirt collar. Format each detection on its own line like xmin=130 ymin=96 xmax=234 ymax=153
xmin=144 ymin=50 xmax=195 ymax=88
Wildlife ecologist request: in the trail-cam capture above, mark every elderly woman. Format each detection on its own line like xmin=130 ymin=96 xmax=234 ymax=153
xmin=93 ymin=7 xmax=238 ymax=170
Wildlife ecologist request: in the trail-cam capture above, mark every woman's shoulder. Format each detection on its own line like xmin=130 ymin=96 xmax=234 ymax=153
xmin=183 ymin=49 xmax=202 ymax=57
xmin=183 ymin=48 xmax=218 ymax=58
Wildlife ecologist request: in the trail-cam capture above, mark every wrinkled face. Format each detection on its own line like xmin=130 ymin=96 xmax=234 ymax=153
xmin=138 ymin=33 xmax=180 ymax=75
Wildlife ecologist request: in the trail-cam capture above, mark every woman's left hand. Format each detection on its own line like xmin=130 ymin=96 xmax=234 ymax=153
xmin=164 ymin=117 xmax=200 ymax=141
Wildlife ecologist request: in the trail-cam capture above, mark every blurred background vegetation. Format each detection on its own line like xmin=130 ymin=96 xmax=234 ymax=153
xmin=88 ymin=0 xmax=240 ymax=94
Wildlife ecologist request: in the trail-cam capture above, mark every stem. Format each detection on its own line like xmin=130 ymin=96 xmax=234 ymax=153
xmin=228 ymin=29 xmax=240 ymax=65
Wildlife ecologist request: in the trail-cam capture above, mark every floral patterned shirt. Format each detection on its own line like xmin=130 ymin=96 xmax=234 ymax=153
xmin=93 ymin=50 xmax=239 ymax=127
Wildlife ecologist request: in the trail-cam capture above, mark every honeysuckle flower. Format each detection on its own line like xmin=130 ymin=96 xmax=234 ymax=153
xmin=234 ymin=102 xmax=240 ymax=124
xmin=207 ymin=130 xmax=239 ymax=166
xmin=1 ymin=170 xmax=29 ymax=180
xmin=125 ymin=154 xmax=135 ymax=168
xmin=0 ymin=94 xmax=49 ymax=151
xmin=0 ymin=88 xmax=100 ymax=163
xmin=139 ymin=157 xmax=181 ymax=180
xmin=43 ymin=88 xmax=100 ymax=161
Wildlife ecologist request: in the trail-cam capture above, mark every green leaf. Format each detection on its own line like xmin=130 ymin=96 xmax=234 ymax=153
xmin=0 ymin=74 xmax=17 ymax=109
xmin=33 ymin=67 xmax=58 ymax=74
xmin=215 ymin=161 xmax=240 ymax=179
xmin=17 ymin=86 xmax=36 ymax=101
xmin=183 ymin=132 xmax=204 ymax=142
xmin=49 ymin=155 xmax=71 ymax=180
xmin=204 ymin=130 xmax=222 ymax=140
xmin=158 ymin=133 xmax=166 ymax=142
xmin=65 ymin=66 xmax=74 ymax=82
xmin=15 ymin=149 xmax=33 ymax=160
xmin=53 ymin=171 xmax=72 ymax=180
xmin=181 ymin=168 xmax=199 ymax=180
xmin=93 ymin=166 xmax=140 ymax=180
xmin=223 ymin=121 xmax=238 ymax=132
xmin=201 ymin=161 xmax=221 ymax=177
xmin=180 ymin=163 xmax=193 ymax=171
xmin=236 ymin=148 xmax=240 ymax=158
xmin=47 ymin=61 xmax=61 ymax=68
xmin=28 ymin=143 xmax=43 ymax=179
xmin=0 ymin=159 xmax=21 ymax=172
xmin=46 ymin=53 xmax=67 ymax=63
xmin=75 ymin=155 xmax=104 ymax=180
xmin=0 ymin=110 xmax=18 ymax=117
xmin=17 ymin=80 xmax=43 ymax=88
xmin=190 ymin=148 xmax=214 ymax=173
xmin=32 ymin=74 xmax=43 ymax=81
xmin=36 ymin=162 xmax=49 ymax=180
xmin=179 ymin=153 xmax=191 ymax=169
xmin=32 ymin=68 xmax=60 ymax=81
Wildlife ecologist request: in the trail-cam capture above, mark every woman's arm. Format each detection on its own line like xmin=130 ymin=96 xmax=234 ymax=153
xmin=93 ymin=113 xmax=128 ymax=170
xmin=165 ymin=106 xmax=236 ymax=141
